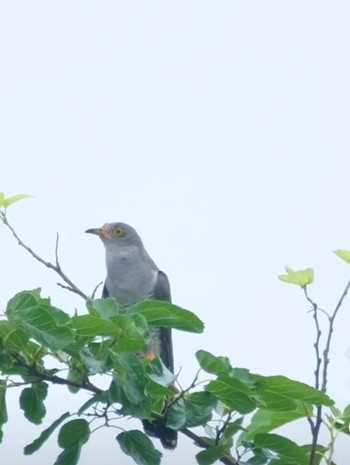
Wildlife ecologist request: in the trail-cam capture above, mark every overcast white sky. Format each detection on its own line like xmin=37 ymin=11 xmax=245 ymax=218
xmin=1 ymin=1 xmax=350 ymax=464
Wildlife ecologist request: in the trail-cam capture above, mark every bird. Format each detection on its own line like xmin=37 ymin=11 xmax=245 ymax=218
xmin=85 ymin=222 xmax=177 ymax=449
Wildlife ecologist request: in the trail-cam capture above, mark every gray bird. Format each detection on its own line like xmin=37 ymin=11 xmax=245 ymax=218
xmin=85 ymin=222 xmax=177 ymax=449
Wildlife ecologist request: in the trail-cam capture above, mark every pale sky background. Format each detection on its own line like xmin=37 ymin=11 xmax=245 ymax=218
xmin=1 ymin=1 xmax=350 ymax=464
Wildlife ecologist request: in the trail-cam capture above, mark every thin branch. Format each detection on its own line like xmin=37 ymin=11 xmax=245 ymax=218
xmin=303 ymin=287 xmax=322 ymax=391
xmin=11 ymin=353 xmax=102 ymax=395
xmin=1 ymin=214 xmax=88 ymax=300
xmin=215 ymin=412 xmax=233 ymax=446
xmin=304 ymin=278 xmax=350 ymax=465
xmin=91 ymin=281 xmax=103 ymax=299
xmin=321 ymin=277 xmax=350 ymax=392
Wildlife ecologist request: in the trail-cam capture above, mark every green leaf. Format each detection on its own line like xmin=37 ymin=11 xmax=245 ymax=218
xmin=167 ymin=392 xmax=216 ymax=430
xmin=24 ymin=412 xmax=70 ymax=455
xmin=0 ymin=320 xmax=29 ymax=351
xmin=109 ymin=314 xmax=147 ymax=352
xmin=166 ymin=399 xmax=187 ymax=430
xmin=7 ymin=291 xmax=74 ymax=351
xmin=241 ymin=402 xmax=313 ymax=441
xmin=0 ymin=192 xmax=4 ymax=207
xmin=300 ymin=445 xmax=327 ymax=465
xmin=334 ymin=249 xmax=350 ymax=265
xmin=146 ymin=380 xmax=174 ymax=396
xmin=58 ymin=419 xmax=90 ymax=448
xmin=111 ymin=352 xmax=148 ymax=405
xmin=116 ymin=430 xmax=162 ymax=465
xmin=206 ymin=376 xmax=257 ymax=414
xmin=254 ymin=433 xmax=308 ymax=464
xmin=0 ymin=380 xmax=8 ymax=442
xmin=86 ymin=298 xmax=119 ymax=318
xmin=196 ymin=350 xmax=231 ymax=375
xmin=221 ymin=418 xmax=244 ymax=444
xmin=67 ymin=365 xmax=85 ymax=393
xmin=72 ymin=315 xmax=118 ymax=337
xmin=3 ymin=193 xmax=32 ymax=208
xmin=196 ymin=445 xmax=229 ymax=465
xmin=252 ymin=375 xmax=333 ymax=406
xmin=19 ymin=382 xmax=48 ymax=424
xmin=184 ymin=392 xmax=217 ymax=427
xmin=79 ymin=346 xmax=109 ymax=374
xmin=278 ymin=266 xmax=314 ymax=287
xmin=54 ymin=444 xmax=82 ymax=465
xmin=77 ymin=395 xmax=105 ymax=415
xmin=129 ymin=300 xmax=204 ymax=333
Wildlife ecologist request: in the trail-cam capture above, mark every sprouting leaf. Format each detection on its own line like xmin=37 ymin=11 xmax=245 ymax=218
xmin=0 ymin=192 xmax=4 ymax=207
xmin=3 ymin=194 xmax=32 ymax=208
xmin=278 ymin=266 xmax=314 ymax=287
xmin=334 ymin=249 xmax=350 ymax=265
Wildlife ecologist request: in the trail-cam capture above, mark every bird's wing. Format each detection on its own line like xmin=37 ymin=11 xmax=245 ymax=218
xmin=153 ymin=270 xmax=174 ymax=373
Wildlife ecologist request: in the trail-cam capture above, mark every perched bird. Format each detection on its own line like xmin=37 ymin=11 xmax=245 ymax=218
xmin=85 ymin=222 xmax=177 ymax=449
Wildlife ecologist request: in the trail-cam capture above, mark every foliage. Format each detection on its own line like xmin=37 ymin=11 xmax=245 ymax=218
xmin=0 ymin=192 xmax=349 ymax=465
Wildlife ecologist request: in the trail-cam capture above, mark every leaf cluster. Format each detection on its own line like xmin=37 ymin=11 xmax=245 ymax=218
xmin=0 ymin=289 xmax=346 ymax=465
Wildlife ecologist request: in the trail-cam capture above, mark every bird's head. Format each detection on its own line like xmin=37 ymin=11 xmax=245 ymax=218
xmin=85 ymin=222 xmax=143 ymax=249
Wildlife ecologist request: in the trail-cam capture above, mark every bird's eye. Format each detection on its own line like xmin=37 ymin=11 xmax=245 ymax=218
xmin=114 ymin=227 xmax=124 ymax=236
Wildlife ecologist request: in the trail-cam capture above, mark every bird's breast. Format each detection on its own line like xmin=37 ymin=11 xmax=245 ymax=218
xmin=105 ymin=249 xmax=158 ymax=309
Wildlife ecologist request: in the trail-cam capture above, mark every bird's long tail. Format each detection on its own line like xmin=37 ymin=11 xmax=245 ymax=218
xmin=142 ymin=418 xmax=177 ymax=449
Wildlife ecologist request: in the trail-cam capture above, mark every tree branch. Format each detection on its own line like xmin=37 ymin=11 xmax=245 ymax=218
xmin=1 ymin=214 xmax=88 ymax=300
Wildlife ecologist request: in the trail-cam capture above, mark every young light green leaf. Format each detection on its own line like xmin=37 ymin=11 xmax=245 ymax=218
xmin=24 ymin=412 xmax=70 ymax=455
xmin=116 ymin=430 xmax=162 ymax=465
xmin=0 ymin=192 xmax=4 ymax=207
xmin=278 ymin=266 xmax=314 ymax=287
xmin=58 ymin=419 xmax=90 ymax=448
xmin=19 ymin=382 xmax=48 ymax=425
xmin=196 ymin=445 xmax=229 ymax=465
xmin=254 ymin=433 xmax=308 ymax=464
xmin=3 ymin=194 xmax=32 ymax=208
xmin=334 ymin=249 xmax=350 ymax=265
xmin=129 ymin=300 xmax=204 ymax=333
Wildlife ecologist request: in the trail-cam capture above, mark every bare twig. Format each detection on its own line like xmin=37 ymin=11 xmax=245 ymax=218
xmin=321 ymin=278 xmax=350 ymax=392
xmin=1 ymin=214 xmax=88 ymax=300
xmin=91 ymin=281 xmax=103 ymax=299
xmin=303 ymin=288 xmax=322 ymax=391
xmin=304 ymin=278 xmax=350 ymax=465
